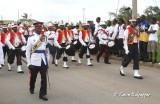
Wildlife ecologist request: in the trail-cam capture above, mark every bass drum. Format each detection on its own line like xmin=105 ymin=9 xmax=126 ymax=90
xmin=73 ymin=40 xmax=81 ymax=50
xmin=65 ymin=44 xmax=76 ymax=56
xmin=21 ymin=46 xmax=26 ymax=58
xmin=107 ymin=41 xmax=115 ymax=47
xmin=88 ymin=43 xmax=98 ymax=55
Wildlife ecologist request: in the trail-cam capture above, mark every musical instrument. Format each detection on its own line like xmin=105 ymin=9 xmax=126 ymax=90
xmin=65 ymin=44 xmax=76 ymax=56
xmin=21 ymin=45 xmax=26 ymax=57
xmin=73 ymin=40 xmax=81 ymax=50
xmin=107 ymin=41 xmax=115 ymax=47
xmin=88 ymin=43 xmax=98 ymax=55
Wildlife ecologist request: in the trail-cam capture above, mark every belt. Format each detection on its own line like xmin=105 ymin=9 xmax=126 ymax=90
xmin=34 ymin=50 xmax=48 ymax=69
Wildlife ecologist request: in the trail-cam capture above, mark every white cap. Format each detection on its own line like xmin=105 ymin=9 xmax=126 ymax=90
xmin=100 ymin=21 xmax=106 ymax=25
xmin=82 ymin=23 xmax=89 ymax=26
xmin=58 ymin=22 xmax=64 ymax=26
xmin=47 ymin=22 xmax=53 ymax=27
xmin=8 ymin=23 xmax=12 ymax=28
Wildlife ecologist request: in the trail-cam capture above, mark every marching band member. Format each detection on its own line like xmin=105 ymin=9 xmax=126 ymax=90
xmin=1 ymin=25 xmax=9 ymax=63
xmin=45 ymin=22 xmax=56 ymax=64
xmin=97 ymin=22 xmax=111 ymax=64
xmin=6 ymin=24 xmax=26 ymax=73
xmin=23 ymin=22 xmax=30 ymax=41
xmin=67 ymin=24 xmax=76 ymax=62
xmin=78 ymin=23 xmax=93 ymax=66
xmin=26 ymin=22 xmax=49 ymax=101
xmin=54 ymin=22 xmax=71 ymax=68
xmin=119 ymin=19 xmax=143 ymax=79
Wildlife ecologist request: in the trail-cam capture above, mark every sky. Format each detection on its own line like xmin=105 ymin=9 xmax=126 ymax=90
xmin=0 ymin=0 xmax=160 ymax=23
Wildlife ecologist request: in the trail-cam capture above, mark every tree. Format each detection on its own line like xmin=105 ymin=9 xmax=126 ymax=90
xmin=108 ymin=6 xmax=132 ymax=24
xmin=21 ymin=13 xmax=32 ymax=21
xmin=144 ymin=6 xmax=160 ymax=21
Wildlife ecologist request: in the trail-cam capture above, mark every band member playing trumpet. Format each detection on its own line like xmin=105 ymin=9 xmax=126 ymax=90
xmin=6 ymin=24 xmax=26 ymax=73
xmin=97 ymin=22 xmax=111 ymax=64
xmin=54 ymin=22 xmax=71 ymax=68
xmin=45 ymin=22 xmax=56 ymax=64
xmin=78 ymin=23 xmax=93 ymax=66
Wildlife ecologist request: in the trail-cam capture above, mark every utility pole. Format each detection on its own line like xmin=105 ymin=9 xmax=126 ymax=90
xmin=82 ymin=8 xmax=85 ymax=23
xmin=132 ymin=0 xmax=137 ymax=18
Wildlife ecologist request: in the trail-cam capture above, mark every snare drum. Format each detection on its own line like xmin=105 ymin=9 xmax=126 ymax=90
xmin=107 ymin=41 xmax=115 ymax=47
xmin=73 ymin=40 xmax=81 ymax=50
xmin=88 ymin=43 xmax=98 ymax=55
xmin=65 ymin=44 xmax=76 ymax=56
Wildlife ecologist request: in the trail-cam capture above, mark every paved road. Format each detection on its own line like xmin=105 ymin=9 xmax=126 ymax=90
xmin=0 ymin=56 xmax=160 ymax=104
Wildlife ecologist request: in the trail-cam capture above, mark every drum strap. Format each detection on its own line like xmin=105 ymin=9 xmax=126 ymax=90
xmin=31 ymin=35 xmax=45 ymax=53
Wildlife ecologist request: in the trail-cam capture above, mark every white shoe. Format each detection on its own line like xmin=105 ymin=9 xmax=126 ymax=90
xmin=63 ymin=62 xmax=69 ymax=69
xmin=120 ymin=66 xmax=125 ymax=76
xmin=87 ymin=58 xmax=93 ymax=66
xmin=17 ymin=65 xmax=24 ymax=73
xmin=78 ymin=59 xmax=82 ymax=64
xmin=8 ymin=63 xmax=12 ymax=71
xmin=55 ymin=60 xmax=58 ymax=66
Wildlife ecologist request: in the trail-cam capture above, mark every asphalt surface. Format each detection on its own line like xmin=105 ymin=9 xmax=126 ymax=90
xmin=0 ymin=55 xmax=160 ymax=104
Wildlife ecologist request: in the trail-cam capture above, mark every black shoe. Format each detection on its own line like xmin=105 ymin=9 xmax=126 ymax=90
xmin=105 ymin=62 xmax=111 ymax=64
xmin=63 ymin=67 xmax=69 ymax=69
xmin=96 ymin=57 xmax=99 ymax=63
xmin=152 ymin=60 xmax=157 ymax=64
xmin=87 ymin=64 xmax=93 ymax=66
xmin=52 ymin=61 xmax=55 ymax=64
xmin=55 ymin=64 xmax=58 ymax=67
xmin=17 ymin=71 xmax=24 ymax=73
xmin=39 ymin=95 xmax=48 ymax=101
xmin=29 ymin=89 xmax=34 ymax=94
xmin=147 ymin=59 xmax=152 ymax=62
xmin=120 ymin=70 xmax=125 ymax=76
xmin=134 ymin=76 xmax=143 ymax=79
xmin=1 ymin=64 xmax=4 ymax=67
xmin=71 ymin=60 xmax=77 ymax=62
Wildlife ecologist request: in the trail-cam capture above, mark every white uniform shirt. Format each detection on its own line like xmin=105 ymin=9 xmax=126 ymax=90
xmin=79 ymin=30 xmax=91 ymax=45
xmin=7 ymin=32 xmax=26 ymax=49
xmin=106 ymin=26 xmax=114 ymax=37
xmin=118 ymin=24 xmax=125 ymax=39
xmin=148 ymin=24 xmax=159 ymax=42
xmin=72 ymin=28 xmax=79 ymax=40
xmin=98 ymin=29 xmax=109 ymax=45
xmin=45 ymin=31 xmax=55 ymax=46
xmin=94 ymin=22 xmax=101 ymax=36
xmin=110 ymin=24 xmax=119 ymax=40
xmin=54 ymin=29 xmax=71 ymax=48
xmin=26 ymin=33 xmax=49 ymax=67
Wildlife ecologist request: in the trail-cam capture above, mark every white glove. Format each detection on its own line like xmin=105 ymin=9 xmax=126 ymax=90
xmin=125 ymin=50 xmax=129 ymax=55
xmin=11 ymin=46 xmax=15 ymax=50
xmin=82 ymin=43 xmax=87 ymax=46
xmin=58 ymin=45 xmax=62 ymax=49
xmin=123 ymin=45 xmax=129 ymax=55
